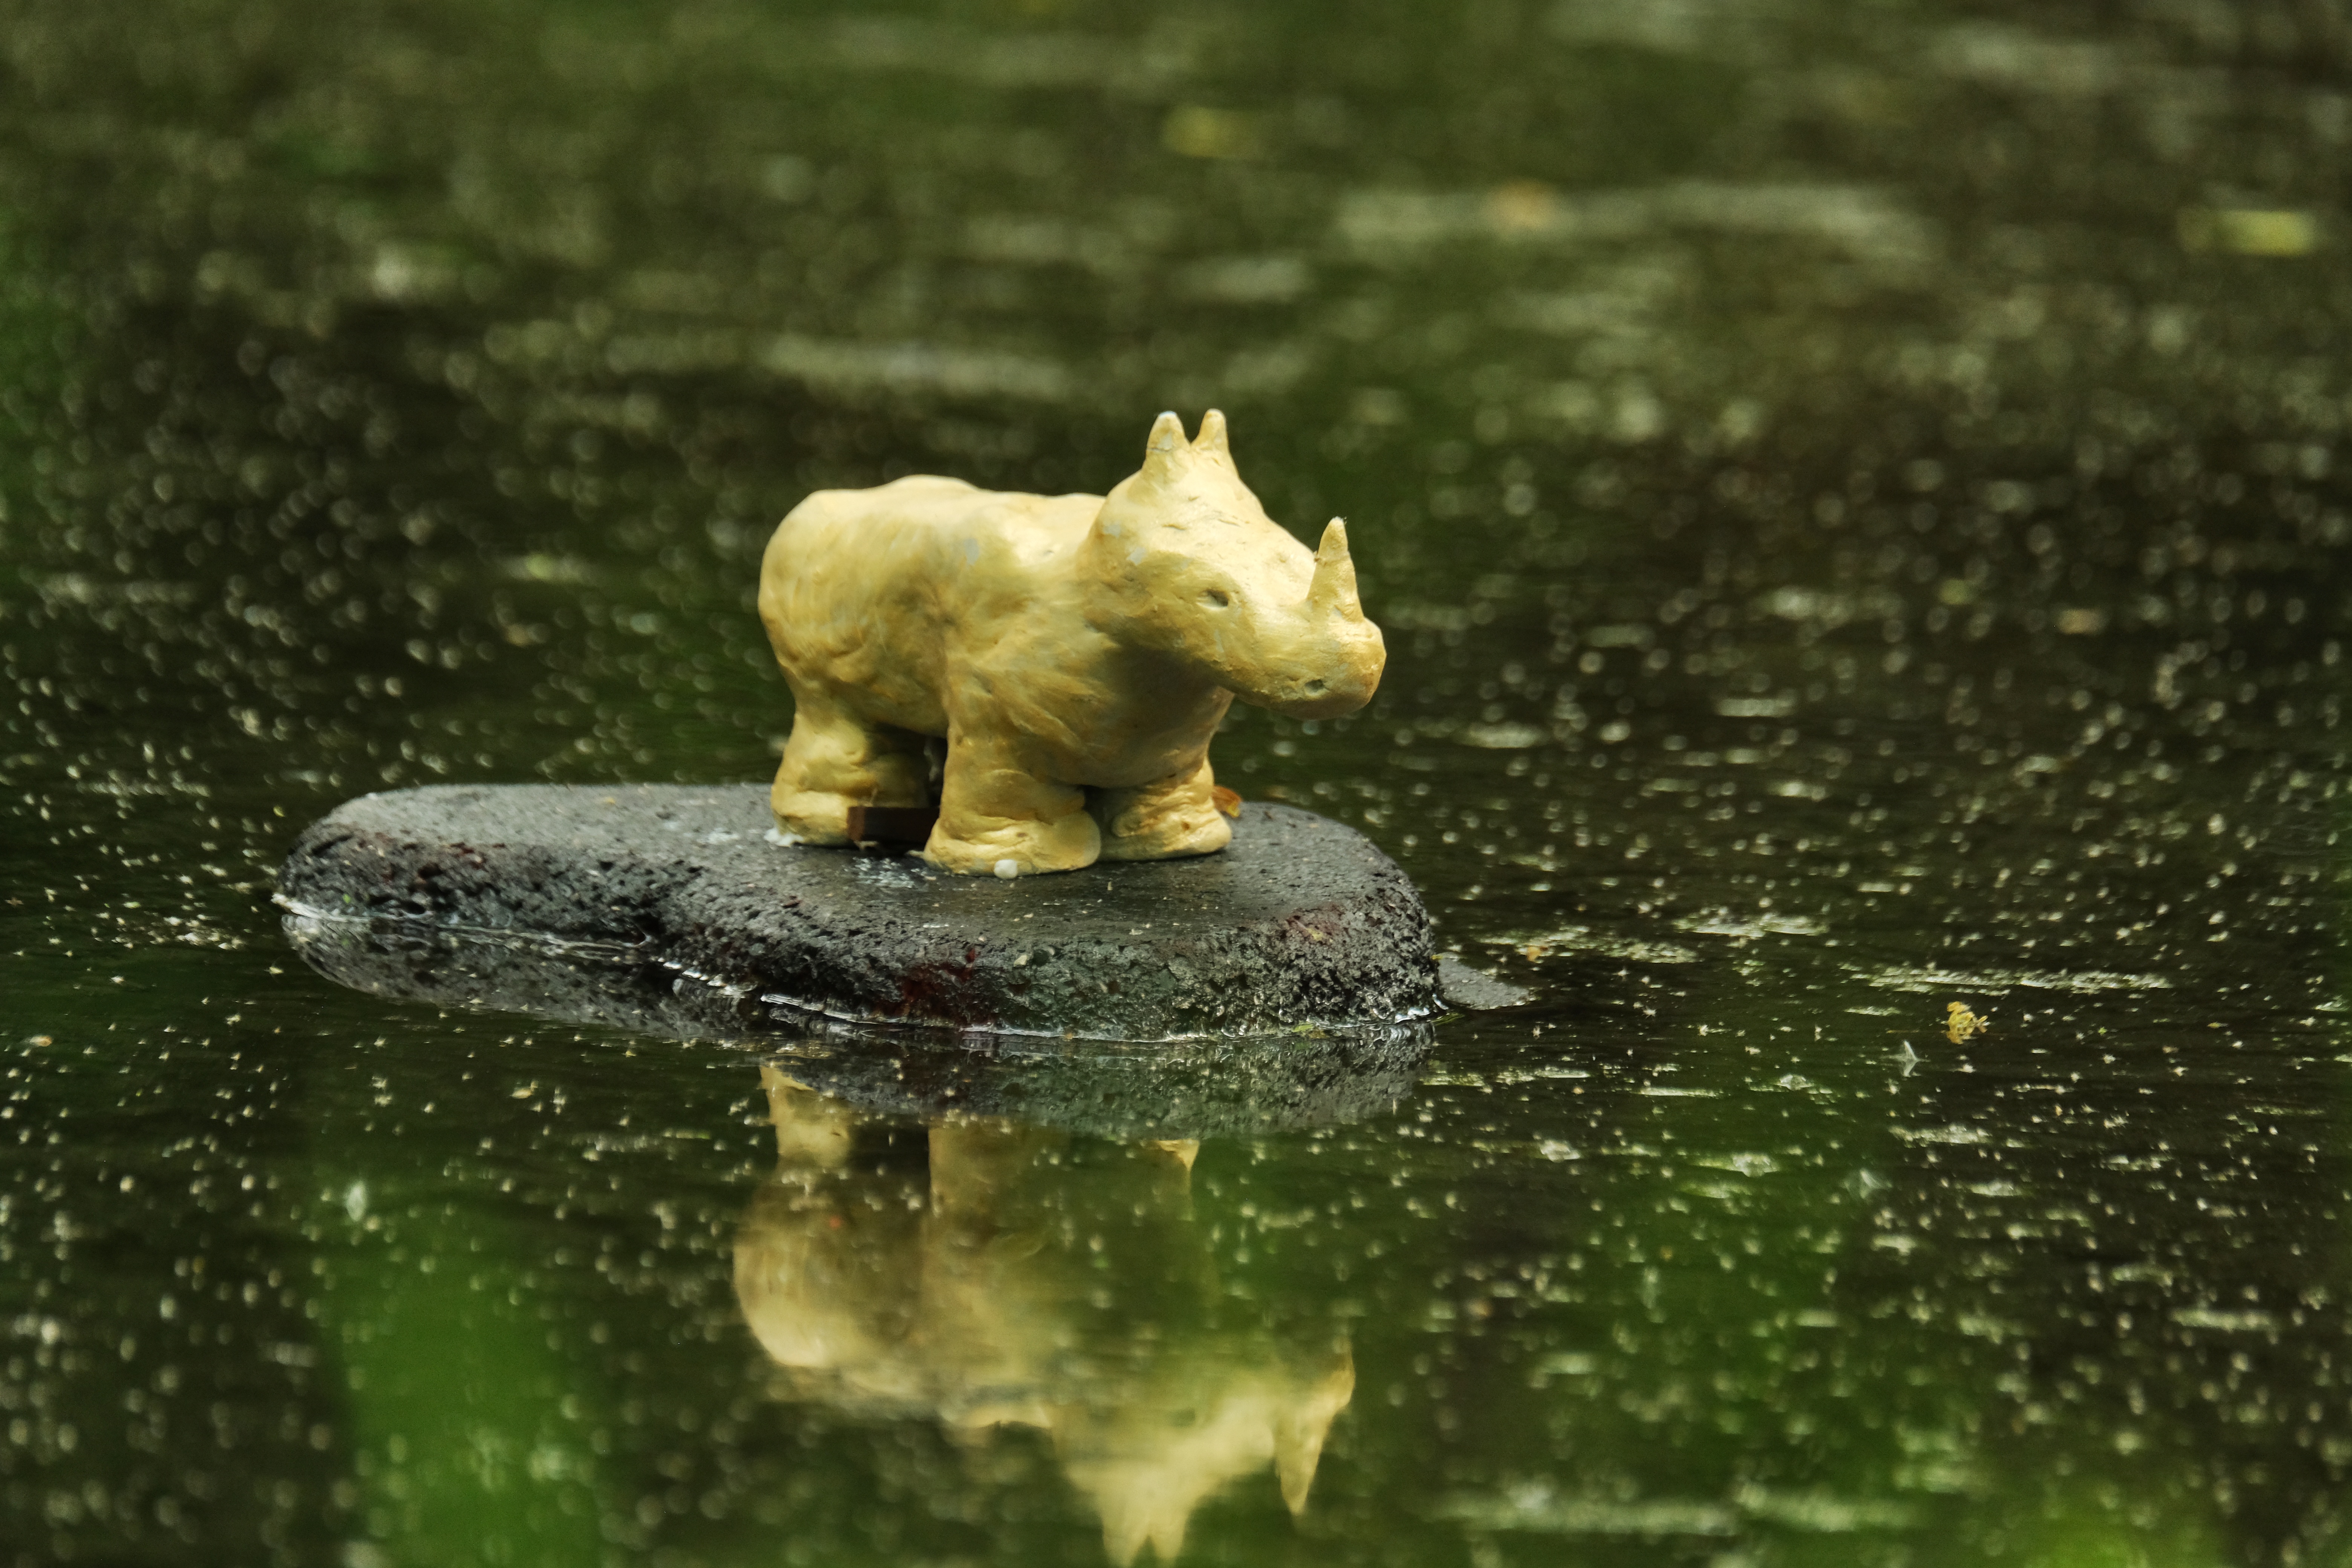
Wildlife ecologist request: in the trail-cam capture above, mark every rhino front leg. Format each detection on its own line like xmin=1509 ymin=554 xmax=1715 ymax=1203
xmin=926 ymin=734 xmax=1100 ymax=875
xmin=759 ymin=1064 xmax=859 ymax=1172
xmin=1092 ymin=756 xmax=1232 ymax=862
xmin=770 ymin=691 xmax=932 ymax=844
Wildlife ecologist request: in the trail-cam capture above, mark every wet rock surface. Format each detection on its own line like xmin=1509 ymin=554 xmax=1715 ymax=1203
xmin=277 ymin=784 xmax=1437 ymax=1040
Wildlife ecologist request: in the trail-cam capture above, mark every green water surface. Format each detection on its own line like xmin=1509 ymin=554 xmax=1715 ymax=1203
xmin=0 ymin=0 xmax=2348 ymax=1563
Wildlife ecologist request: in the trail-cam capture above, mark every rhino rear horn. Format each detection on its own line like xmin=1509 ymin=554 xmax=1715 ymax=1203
xmin=1308 ymin=519 xmax=1362 ymax=616
xmin=1193 ymin=408 xmax=1232 ymax=461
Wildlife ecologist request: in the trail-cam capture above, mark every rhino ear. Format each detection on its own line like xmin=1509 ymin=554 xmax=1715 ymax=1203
xmin=1193 ymin=408 xmax=1232 ymax=462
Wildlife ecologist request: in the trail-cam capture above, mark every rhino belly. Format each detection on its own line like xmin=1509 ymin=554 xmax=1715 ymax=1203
xmin=1003 ymin=677 xmax=1231 ymax=789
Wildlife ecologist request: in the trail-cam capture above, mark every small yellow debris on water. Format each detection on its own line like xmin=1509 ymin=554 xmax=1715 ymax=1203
xmin=1946 ymin=1001 xmax=1987 ymax=1044
xmin=1162 ymin=106 xmax=1265 ymax=161
xmin=1487 ymin=179 xmax=1562 ymax=234
xmin=2178 ymin=207 xmax=2322 ymax=257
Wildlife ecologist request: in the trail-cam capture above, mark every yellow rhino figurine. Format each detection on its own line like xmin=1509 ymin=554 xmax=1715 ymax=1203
xmin=758 ymin=409 xmax=1385 ymax=875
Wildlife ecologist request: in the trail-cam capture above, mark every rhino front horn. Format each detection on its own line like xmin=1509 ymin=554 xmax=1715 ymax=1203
xmin=1308 ymin=519 xmax=1362 ymax=617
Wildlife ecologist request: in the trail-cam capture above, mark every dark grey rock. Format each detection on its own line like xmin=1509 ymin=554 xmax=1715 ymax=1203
xmin=1433 ymin=952 xmax=1534 ymax=1010
xmin=282 ymin=911 xmax=1431 ymax=1139
xmin=277 ymin=784 xmax=1436 ymax=1041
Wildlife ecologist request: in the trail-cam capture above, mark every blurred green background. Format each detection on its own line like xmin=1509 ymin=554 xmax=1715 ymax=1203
xmin=0 ymin=0 xmax=2348 ymax=1563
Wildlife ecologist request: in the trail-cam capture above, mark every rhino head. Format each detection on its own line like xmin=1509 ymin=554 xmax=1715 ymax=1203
xmin=1083 ymin=410 xmax=1385 ymax=719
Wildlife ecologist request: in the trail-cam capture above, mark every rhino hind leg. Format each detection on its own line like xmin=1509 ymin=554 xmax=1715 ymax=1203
xmin=770 ymin=692 xmax=932 ymax=844
xmin=925 ymin=734 xmax=1100 ymax=875
xmin=1092 ymin=757 xmax=1232 ymax=863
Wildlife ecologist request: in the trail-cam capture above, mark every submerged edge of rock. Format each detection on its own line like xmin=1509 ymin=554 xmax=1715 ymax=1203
xmin=276 ymin=783 xmax=1438 ymax=1040
xmin=281 ymin=913 xmax=1435 ymax=1140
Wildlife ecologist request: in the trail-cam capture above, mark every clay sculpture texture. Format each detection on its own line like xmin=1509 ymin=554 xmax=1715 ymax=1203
xmin=759 ymin=410 xmax=1385 ymax=874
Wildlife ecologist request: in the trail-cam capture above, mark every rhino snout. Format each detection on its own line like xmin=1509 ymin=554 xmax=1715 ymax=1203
xmin=1259 ymin=634 xmax=1383 ymax=718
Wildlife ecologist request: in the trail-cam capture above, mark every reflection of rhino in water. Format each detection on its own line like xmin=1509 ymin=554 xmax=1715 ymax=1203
xmin=733 ymin=1067 xmax=1354 ymax=1565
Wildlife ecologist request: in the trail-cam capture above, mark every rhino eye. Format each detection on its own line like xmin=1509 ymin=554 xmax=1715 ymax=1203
xmin=1201 ymin=588 xmax=1231 ymax=609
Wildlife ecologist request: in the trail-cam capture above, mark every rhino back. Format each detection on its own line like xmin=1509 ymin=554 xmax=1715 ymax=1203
xmin=759 ymin=478 xmax=1099 ymax=728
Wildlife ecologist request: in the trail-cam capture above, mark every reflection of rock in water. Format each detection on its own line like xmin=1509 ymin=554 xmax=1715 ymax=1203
xmin=734 ymin=1067 xmax=1354 ymax=1565
xmin=282 ymin=910 xmax=1429 ymax=1139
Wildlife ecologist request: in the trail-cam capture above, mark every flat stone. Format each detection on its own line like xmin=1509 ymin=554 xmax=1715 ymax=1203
xmin=277 ymin=784 xmax=1438 ymax=1041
